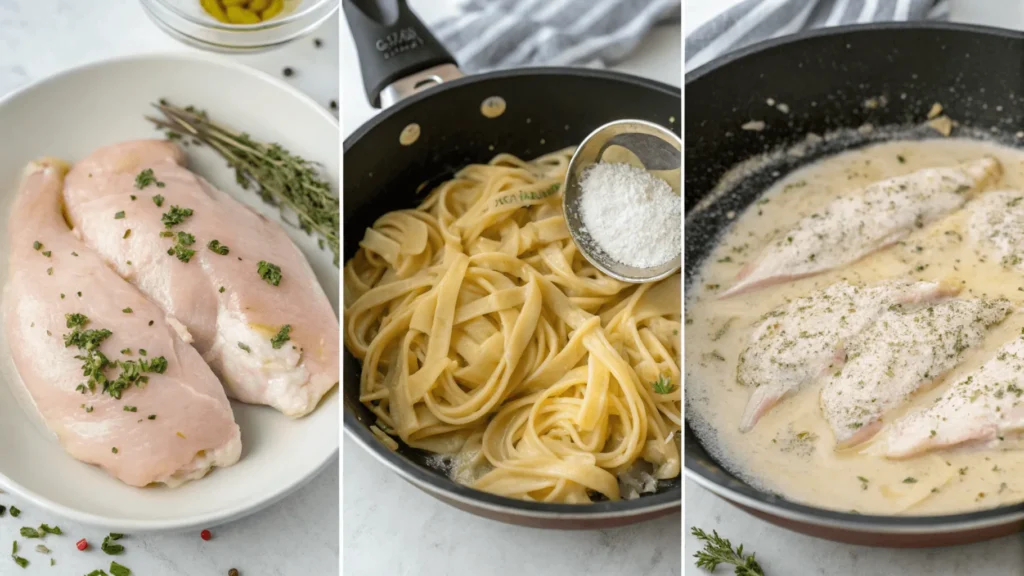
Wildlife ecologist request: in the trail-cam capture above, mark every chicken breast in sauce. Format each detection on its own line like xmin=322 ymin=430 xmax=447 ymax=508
xmin=723 ymin=157 xmax=1002 ymax=297
xmin=821 ymin=296 xmax=1011 ymax=448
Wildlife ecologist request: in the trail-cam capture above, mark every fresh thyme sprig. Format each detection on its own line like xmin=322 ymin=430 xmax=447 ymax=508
xmin=147 ymin=101 xmax=339 ymax=266
xmin=692 ymin=527 xmax=765 ymax=575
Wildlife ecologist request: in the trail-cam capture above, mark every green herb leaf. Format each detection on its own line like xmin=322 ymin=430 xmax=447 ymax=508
xmin=19 ymin=527 xmax=41 ymax=539
xmin=691 ymin=527 xmax=764 ymax=575
xmin=32 ymin=241 xmax=41 ymax=250
xmin=101 ymin=533 xmax=125 ymax=556
xmin=257 ymin=260 xmax=282 ymax=286
xmin=238 ymin=342 xmax=251 ymax=353
xmin=135 ymin=168 xmax=164 ymax=190
xmin=110 ymin=561 xmax=132 ymax=576
xmin=9 ymin=506 xmax=18 ymax=517
xmin=651 ymin=375 xmax=674 ymax=394
xmin=161 ymin=206 xmax=193 ymax=229
xmin=167 ymin=231 xmax=196 ymax=263
xmin=114 ymin=211 xmax=125 ymax=220
xmin=270 ymin=325 xmax=291 ymax=349
xmin=903 ymin=477 xmax=918 ymax=484
xmin=207 ymin=239 xmax=229 ymax=255
xmin=152 ymin=194 xmax=165 ymax=207
xmin=38 ymin=524 xmax=61 ymax=536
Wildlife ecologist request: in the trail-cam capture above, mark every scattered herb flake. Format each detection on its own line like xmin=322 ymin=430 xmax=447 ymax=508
xmin=135 ymin=168 xmax=164 ymax=190
xmin=270 ymin=325 xmax=291 ymax=349
xmin=257 ymin=261 xmax=282 ymax=286
xmin=207 ymin=239 xmax=229 ymax=255
xmin=161 ymin=206 xmax=193 ymax=228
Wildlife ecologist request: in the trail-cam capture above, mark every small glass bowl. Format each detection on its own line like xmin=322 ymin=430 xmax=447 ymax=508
xmin=139 ymin=0 xmax=338 ymax=53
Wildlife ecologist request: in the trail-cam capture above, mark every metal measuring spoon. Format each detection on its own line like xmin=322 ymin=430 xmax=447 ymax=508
xmin=562 ymin=119 xmax=682 ymax=283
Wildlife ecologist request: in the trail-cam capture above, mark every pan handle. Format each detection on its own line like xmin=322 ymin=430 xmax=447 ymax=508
xmin=344 ymin=0 xmax=464 ymax=108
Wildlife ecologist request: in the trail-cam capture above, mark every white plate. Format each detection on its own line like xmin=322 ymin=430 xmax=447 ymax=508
xmin=0 ymin=54 xmax=339 ymax=532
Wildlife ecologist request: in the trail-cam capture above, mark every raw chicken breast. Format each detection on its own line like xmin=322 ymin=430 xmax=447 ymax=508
xmin=885 ymin=336 xmax=1024 ymax=459
xmin=968 ymin=189 xmax=1024 ymax=269
xmin=2 ymin=159 xmax=241 ymax=487
xmin=62 ymin=140 xmax=338 ymax=417
xmin=738 ymin=279 xmax=954 ymax=431
xmin=821 ymin=296 xmax=1011 ymax=448
xmin=722 ymin=157 xmax=1002 ymax=297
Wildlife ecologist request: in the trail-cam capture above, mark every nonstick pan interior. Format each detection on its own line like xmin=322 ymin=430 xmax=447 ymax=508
xmin=344 ymin=68 xmax=682 ymax=522
xmin=685 ymin=23 xmax=1024 ymax=538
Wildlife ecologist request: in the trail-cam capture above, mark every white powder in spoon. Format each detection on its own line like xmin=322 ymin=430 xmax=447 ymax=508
xmin=579 ymin=162 xmax=680 ymax=268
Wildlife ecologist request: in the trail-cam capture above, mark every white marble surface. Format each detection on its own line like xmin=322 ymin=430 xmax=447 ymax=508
xmin=684 ymin=480 xmax=1024 ymax=576
xmin=683 ymin=1 xmax=1024 ymax=575
xmin=340 ymin=2 xmax=681 ymax=575
xmin=0 ymin=1 xmax=339 ymax=575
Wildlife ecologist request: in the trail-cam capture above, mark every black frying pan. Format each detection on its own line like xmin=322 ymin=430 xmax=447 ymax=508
xmin=342 ymin=0 xmax=681 ymax=528
xmin=685 ymin=22 xmax=1024 ymax=547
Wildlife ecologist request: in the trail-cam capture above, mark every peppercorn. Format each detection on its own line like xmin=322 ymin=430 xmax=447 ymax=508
xmin=282 ymin=67 xmax=294 ymax=77
xmin=329 ymin=100 xmax=337 ymax=110
xmin=313 ymin=38 xmax=322 ymax=48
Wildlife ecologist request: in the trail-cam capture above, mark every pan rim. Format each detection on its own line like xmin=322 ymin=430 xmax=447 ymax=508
xmin=684 ymin=22 xmax=1024 ymax=530
xmin=343 ymin=67 xmax=680 ymax=153
xmin=686 ymin=20 xmax=1024 ymax=85
xmin=343 ymin=69 xmax=682 ymax=518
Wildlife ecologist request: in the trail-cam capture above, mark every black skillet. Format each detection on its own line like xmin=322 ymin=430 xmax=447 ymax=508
xmin=686 ymin=22 xmax=1024 ymax=547
xmin=342 ymin=0 xmax=681 ymax=528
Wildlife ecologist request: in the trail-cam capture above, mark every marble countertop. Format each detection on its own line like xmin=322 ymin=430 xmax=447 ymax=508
xmin=340 ymin=2 xmax=681 ymax=575
xmin=683 ymin=1 xmax=1024 ymax=575
xmin=0 ymin=1 xmax=339 ymax=575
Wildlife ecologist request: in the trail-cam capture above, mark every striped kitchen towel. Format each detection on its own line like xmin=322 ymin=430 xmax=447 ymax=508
xmin=431 ymin=0 xmax=681 ymax=72
xmin=687 ymin=0 xmax=949 ymax=71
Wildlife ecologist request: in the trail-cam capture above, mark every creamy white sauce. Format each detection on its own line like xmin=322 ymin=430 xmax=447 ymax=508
xmin=687 ymin=138 xmax=1024 ymax=515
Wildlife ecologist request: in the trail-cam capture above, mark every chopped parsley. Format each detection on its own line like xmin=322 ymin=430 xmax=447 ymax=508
xmin=651 ymin=375 xmax=674 ymax=394
xmin=111 ymin=447 xmax=118 ymax=454
xmin=123 ymin=229 xmax=131 ymax=239
xmin=219 ymin=286 xmax=225 ymax=293
xmin=152 ymin=194 xmax=165 ymax=207
xmin=257 ymin=260 xmax=282 ymax=286
xmin=101 ymin=533 xmax=124 ymax=555
xmin=270 ymin=325 xmax=291 ymax=349
xmin=207 ymin=239 xmax=229 ymax=255
xmin=114 ymin=211 xmax=125 ymax=219
xmin=110 ymin=561 xmax=132 ymax=576
xmin=123 ymin=406 xmax=137 ymax=412
xmin=42 ymin=250 xmax=51 ymax=257
xmin=147 ymin=414 xmax=156 ymax=420
xmin=122 ymin=308 xmax=133 ymax=314
xmin=32 ymin=241 xmax=41 ymax=251
xmin=166 ymin=231 xmax=196 ymax=263
xmin=10 ymin=506 xmax=20 ymax=517
xmin=902 ymin=477 xmax=918 ymax=484
xmin=161 ymin=205 xmax=193 ymax=228
xmin=238 ymin=342 xmax=251 ymax=353
xmin=134 ymin=168 xmax=164 ymax=190
xmin=11 ymin=541 xmax=27 ymax=568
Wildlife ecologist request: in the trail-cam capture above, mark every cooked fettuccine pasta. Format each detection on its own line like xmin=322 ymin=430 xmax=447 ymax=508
xmin=344 ymin=149 xmax=681 ymax=503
